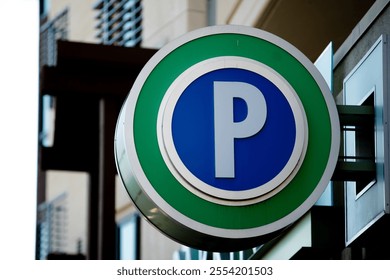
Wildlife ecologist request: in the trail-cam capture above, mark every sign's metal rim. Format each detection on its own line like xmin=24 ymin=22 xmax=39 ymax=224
xmin=115 ymin=25 xmax=340 ymax=247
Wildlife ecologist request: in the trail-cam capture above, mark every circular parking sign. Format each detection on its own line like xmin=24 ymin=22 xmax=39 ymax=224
xmin=115 ymin=25 xmax=340 ymax=252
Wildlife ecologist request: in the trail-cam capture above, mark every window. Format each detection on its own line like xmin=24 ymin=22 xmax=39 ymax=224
xmin=344 ymin=90 xmax=376 ymax=198
xmin=94 ymin=0 xmax=142 ymax=47
xmin=117 ymin=214 xmax=140 ymax=260
xmin=355 ymin=92 xmax=376 ymax=197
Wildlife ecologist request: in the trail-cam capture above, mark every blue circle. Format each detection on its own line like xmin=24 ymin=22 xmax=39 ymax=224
xmin=171 ymin=68 xmax=296 ymax=191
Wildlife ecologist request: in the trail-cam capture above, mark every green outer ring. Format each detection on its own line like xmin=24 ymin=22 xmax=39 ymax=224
xmin=134 ymin=33 xmax=332 ymax=229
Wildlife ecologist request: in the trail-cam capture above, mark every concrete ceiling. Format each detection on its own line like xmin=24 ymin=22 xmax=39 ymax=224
xmin=255 ymin=0 xmax=376 ymax=61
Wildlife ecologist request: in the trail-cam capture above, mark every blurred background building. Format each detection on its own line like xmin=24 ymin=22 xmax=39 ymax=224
xmin=37 ymin=0 xmax=390 ymax=260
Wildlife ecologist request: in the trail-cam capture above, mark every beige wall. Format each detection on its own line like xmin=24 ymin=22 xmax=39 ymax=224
xmin=142 ymin=0 xmax=208 ymax=48
xmin=216 ymin=0 xmax=270 ymax=26
xmin=140 ymin=219 xmax=181 ymax=260
xmin=226 ymin=0 xmax=270 ymax=26
xmin=47 ymin=0 xmax=98 ymax=43
xmin=46 ymin=170 xmax=89 ymax=255
xmin=115 ymin=176 xmax=135 ymax=220
xmin=141 ymin=0 xmax=270 ymax=48
xmin=215 ymin=0 xmax=239 ymax=24
xmin=46 ymin=0 xmax=269 ymax=47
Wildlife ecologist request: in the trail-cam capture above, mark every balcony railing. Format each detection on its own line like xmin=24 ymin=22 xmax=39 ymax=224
xmin=36 ymin=193 xmax=68 ymax=260
xmin=93 ymin=0 xmax=142 ymax=47
xmin=40 ymin=8 xmax=68 ymax=67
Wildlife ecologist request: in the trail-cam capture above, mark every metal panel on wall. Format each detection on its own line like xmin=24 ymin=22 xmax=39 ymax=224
xmin=343 ymin=35 xmax=390 ymax=245
xmin=315 ymin=42 xmax=334 ymax=206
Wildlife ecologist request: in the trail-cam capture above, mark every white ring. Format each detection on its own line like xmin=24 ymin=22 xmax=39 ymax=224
xmin=157 ymin=56 xmax=308 ymax=206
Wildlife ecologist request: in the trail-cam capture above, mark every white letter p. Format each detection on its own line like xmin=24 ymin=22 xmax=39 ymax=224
xmin=214 ymin=81 xmax=267 ymax=178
